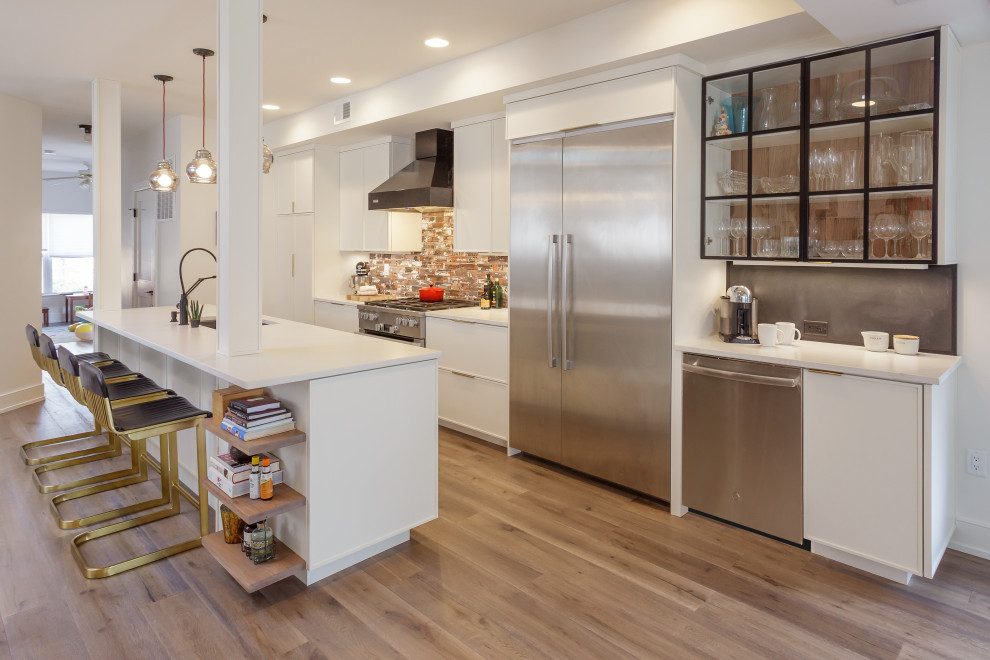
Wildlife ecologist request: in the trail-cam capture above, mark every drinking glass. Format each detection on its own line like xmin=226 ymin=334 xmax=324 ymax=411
xmin=908 ymin=210 xmax=932 ymax=259
xmin=897 ymin=130 xmax=933 ymax=185
xmin=818 ymin=240 xmax=841 ymax=258
xmin=824 ymin=146 xmax=839 ymax=190
xmin=840 ymin=150 xmax=862 ymax=189
xmin=759 ymin=239 xmax=780 ymax=258
xmin=810 ymin=149 xmax=824 ymax=191
xmin=713 ymin=217 xmax=731 ymax=256
xmin=729 ymin=217 xmax=748 ymax=256
xmin=809 ymin=96 xmax=826 ymax=123
xmin=891 ymin=214 xmax=908 ymax=258
xmin=873 ymin=213 xmax=898 ymax=259
xmin=841 ymin=239 xmax=864 ymax=259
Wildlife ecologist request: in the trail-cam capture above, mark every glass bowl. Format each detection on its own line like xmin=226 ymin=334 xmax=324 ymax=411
xmin=841 ymin=76 xmax=905 ymax=116
xmin=717 ymin=170 xmax=749 ymax=195
xmin=759 ymin=174 xmax=799 ymax=194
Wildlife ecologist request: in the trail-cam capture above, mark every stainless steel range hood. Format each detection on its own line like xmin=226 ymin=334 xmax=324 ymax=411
xmin=368 ymin=128 xmax=453 ymax=213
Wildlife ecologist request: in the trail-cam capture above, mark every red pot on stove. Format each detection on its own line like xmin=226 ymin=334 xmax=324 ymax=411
xmin=419 ymin=284 xmax=445 ymax=302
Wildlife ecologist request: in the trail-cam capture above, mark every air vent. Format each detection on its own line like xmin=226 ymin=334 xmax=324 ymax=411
xmin=334 ymin=100 xmax=352 ymax=125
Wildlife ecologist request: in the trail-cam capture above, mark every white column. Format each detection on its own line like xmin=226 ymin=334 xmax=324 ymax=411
xmin=216 ymin=0 xmax=263 ymax=356
xmin=91 ymin=79 xmax=122 ymax=312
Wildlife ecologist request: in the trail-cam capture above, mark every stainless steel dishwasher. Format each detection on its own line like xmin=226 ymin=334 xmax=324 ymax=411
xmin=682 ymin=353 xmax=804 ymax=545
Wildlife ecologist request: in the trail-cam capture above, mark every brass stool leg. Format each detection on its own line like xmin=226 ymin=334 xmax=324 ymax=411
xmin=70 ymin=429 xmax=205 ymax=579
xmin=32 ymin=433 xmax=127 ymax=494
xmin=50 ymin=437 xmax=171 ymax=529
xmin=20 ymin=422 xmax=113 ymax=466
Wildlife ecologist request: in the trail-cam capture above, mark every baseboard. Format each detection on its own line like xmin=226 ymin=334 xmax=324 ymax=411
xmin=438 ymin=418 xmax=507 ymax=448
xmin=0 ymin=382 xmax=45 ymax=415
xmin=949 ymin=517 xmax=990 ymax=561
xmin=810 ymin=541 xmax=913 ymax=585
xmin=304 ymin=530 xmax=412 ymax=585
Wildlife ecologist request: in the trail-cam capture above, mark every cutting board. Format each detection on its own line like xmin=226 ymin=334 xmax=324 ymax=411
xmin=346 ymin=294 xmax=397 ymax=302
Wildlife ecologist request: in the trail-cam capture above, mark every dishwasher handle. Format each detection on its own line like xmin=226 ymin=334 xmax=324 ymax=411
xmin=682 ymin=362 xmax=800 ymax=388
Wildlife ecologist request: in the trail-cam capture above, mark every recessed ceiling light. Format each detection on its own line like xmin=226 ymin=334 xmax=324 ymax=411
xmin=425 ymin=38 xmax=449 ymax=48
xmin=42 ymin=149 xmax=56 ymax=155
xmin=262 ymin=104 xmax=280 ymax=110
xmin=330 ymin=77 xmax=351 ymax=84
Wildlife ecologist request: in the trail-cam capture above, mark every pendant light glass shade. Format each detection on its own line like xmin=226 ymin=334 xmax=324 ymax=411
xmin=187 ymin=49 xmax=217 ymax=184
xmin=186 ymin=149 xmax=217 ymax=183
xmin=262 ymin=139 xmax=274 ymax=174
xmin=149 ymin=74 xmax=177 ymax=192
xmin=150 ymin=160 xmax=179 ymax=191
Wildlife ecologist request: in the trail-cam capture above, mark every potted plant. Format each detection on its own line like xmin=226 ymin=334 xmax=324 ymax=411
xmin=187 ymin=300 xmax=203 ymax=328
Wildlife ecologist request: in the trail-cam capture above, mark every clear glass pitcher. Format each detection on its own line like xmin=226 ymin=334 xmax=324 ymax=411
xmin=896 ymin=130 xmax=933 ymax=185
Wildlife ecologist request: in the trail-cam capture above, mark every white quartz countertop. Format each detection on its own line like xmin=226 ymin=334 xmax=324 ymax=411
xmin=313 ymin=297 xmax=358 ymax=306
xmin=675 ymin=335 xmax=960 ymax=385
xmin=79 ymin=306 xmax=439 ymax=389
xmin=425 ymin=307 xmax=508 ymax=326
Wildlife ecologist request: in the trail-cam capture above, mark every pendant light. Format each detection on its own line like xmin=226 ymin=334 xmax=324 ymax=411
xmin=262 ymin=139 xmax=273 ymax=174
xmin=186 ymin=48 xmax=217 ymax=184
xmin=149 ymin=75 xmax=179 ymax=192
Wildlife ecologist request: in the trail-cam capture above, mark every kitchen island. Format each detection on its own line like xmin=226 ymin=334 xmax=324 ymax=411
xmin=79 ymin=306 xmax=440 ymax=588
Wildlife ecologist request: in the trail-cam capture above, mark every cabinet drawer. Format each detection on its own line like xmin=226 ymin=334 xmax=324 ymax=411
xmin=426 ymin=317 xmax=507 ymax=382
xmin=438 ymin=368 xmax=508 ymax=440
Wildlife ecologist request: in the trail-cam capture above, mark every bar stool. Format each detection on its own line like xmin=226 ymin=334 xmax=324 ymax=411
xmin=20 ymin=328 xmax=133 ymax=467
xmin=69 ymin=361 xmax=210 ymax=578
xmin=30 ymin=346 xmax=172 ymax=495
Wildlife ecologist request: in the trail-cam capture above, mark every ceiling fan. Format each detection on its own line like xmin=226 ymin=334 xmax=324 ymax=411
xmin=44 ymin=163 xmax=93 ymax=189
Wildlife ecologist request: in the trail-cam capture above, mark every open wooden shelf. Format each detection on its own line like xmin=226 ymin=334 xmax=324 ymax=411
xmin=202 ymin=478 xmax=306 ymax=524
xmin=202 ymin=530 xmax=305 ymax=593
xmin=203 ymin=417 xmax=306 ymax=454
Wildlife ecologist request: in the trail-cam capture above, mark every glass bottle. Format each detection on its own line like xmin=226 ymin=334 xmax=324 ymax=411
xmin=242 ymin=522 xmax=256 ymax=555
xmin=494 ymin=279 xmax=504 ymax=309
xmin=249 ymin=455 xmax=260 ymax=500
xmin=259 ymin=457 xmax=273 ymax=501
xmin=251 ymin=520 xmax=275 ymax=564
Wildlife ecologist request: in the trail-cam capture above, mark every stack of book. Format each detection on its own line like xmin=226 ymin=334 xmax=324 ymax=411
xmin=207 ymin=452 xmax=283 ymax=498
xmin=219 ymin=395 xmax=296 ymax=441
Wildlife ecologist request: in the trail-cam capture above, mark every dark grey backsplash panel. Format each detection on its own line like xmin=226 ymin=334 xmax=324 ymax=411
xmin=726 ymin=264 xmax=957 ymax=354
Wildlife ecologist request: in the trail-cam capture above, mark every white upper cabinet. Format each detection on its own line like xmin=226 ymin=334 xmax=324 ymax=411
xmin=452 ymin=114 xmax=509 ymax=254
xmin=338 ymin=137 xmax=419 ymax=252
xmin=275 ymin=149 xmax=315 ymax=215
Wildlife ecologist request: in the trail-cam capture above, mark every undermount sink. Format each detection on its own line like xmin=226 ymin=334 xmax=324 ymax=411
xmin=197 ymin=318 xmax=275 ymax=329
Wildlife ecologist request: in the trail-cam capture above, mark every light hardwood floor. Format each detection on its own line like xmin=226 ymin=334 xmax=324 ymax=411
xmin=4 ymin=376 xmax=990 ymax=659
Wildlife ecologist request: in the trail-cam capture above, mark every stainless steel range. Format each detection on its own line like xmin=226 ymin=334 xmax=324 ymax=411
xmin=358 ymin=298 xmax=475 ymax=346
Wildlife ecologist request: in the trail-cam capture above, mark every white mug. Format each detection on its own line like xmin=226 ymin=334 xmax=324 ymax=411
xmin=758 ymin=323 xmax=783 ymax=347
xmin=775 ymin=322 xmax=801 ymax=345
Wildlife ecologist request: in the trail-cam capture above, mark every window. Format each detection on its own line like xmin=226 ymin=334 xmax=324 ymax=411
xmin=41 ymin=213 xmax=94 ymax=294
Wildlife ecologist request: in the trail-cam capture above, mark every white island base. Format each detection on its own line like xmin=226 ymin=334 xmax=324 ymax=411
xmin=83 ymin=307 xmax=439 ymax=588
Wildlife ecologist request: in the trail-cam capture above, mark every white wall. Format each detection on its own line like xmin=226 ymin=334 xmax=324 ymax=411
xmin=120 ymin=115 xmax=217 ymax=312
xmin=0 ymin=92 xmax=44 ymax=412
xmin=950 ymin=39 xmax=990 ymax=560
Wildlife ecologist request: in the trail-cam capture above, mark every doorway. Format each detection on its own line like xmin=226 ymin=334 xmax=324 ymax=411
xmin=133 ymin=188 xmax=158 ymax=308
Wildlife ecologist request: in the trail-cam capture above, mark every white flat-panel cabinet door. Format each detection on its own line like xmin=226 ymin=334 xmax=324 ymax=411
xmin=339 ymin=149 xmax=364 ymax=250
xmin=804 ymin=370 xmax=923 ymax=574
xmin=273 ymin=214 xmax=296 ymax=320
xmin=293 ymin=150 xmax=315 ymax=214
xmin=363 ymin=143 xmax=391 ymax=251
xmin=490 ymin=116 xmax=510 ymax=254
xmin=453 ymin=121 xmax=493 ymax=252
xmin=293 ymin=215 xmax=314 ymax=324
xmin=314 ymin=301 xmax=358 ymax=333
xmin=275 ymin=153 xmax=295 ymax=215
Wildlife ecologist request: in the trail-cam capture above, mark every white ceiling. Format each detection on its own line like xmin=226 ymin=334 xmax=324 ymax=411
xmin=0 ymin=0 xmax=626 ymax=172
xmin=2 ymin=0 xmax=987 ymax=173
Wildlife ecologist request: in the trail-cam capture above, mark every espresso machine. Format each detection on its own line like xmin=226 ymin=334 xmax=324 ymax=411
xmin=718 ymin=285 xmax=759 ymax=343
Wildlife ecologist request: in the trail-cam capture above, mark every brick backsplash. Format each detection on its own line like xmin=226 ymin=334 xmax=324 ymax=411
xmin=368 ymin=210 xmax=508 ymax=301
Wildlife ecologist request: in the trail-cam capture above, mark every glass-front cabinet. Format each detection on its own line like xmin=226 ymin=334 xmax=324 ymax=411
xmin=701 ymin=29 xmax=951 ymax=264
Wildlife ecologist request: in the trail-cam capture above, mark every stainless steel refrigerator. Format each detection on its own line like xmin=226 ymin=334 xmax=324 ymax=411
xmin=509 ymin=118 xmax=673 ymax=500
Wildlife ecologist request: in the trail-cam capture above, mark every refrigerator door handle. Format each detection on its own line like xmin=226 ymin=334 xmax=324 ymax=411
xmin=547 ymin=234 xmax=559 ymax=368
xmin=562 ymin=234 xmax=574 ymax=370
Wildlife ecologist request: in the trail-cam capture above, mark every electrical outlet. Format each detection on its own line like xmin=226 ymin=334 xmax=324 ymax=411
xmin=967 ymin=449 xmax=988 ymax=477
xmin=804 ymin=320 xmax=829 ymax=337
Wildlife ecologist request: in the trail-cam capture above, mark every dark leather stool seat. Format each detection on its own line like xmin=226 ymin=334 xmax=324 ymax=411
xmin=76 ymin=352 xmax=112 ymax=363
xmin=96 ymin=361 xmax=138 ymax=380
xmin=110 ymin=397 xmax=209 ymax=432
xmin=105 ymin=377 xmax=172 ymax=402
